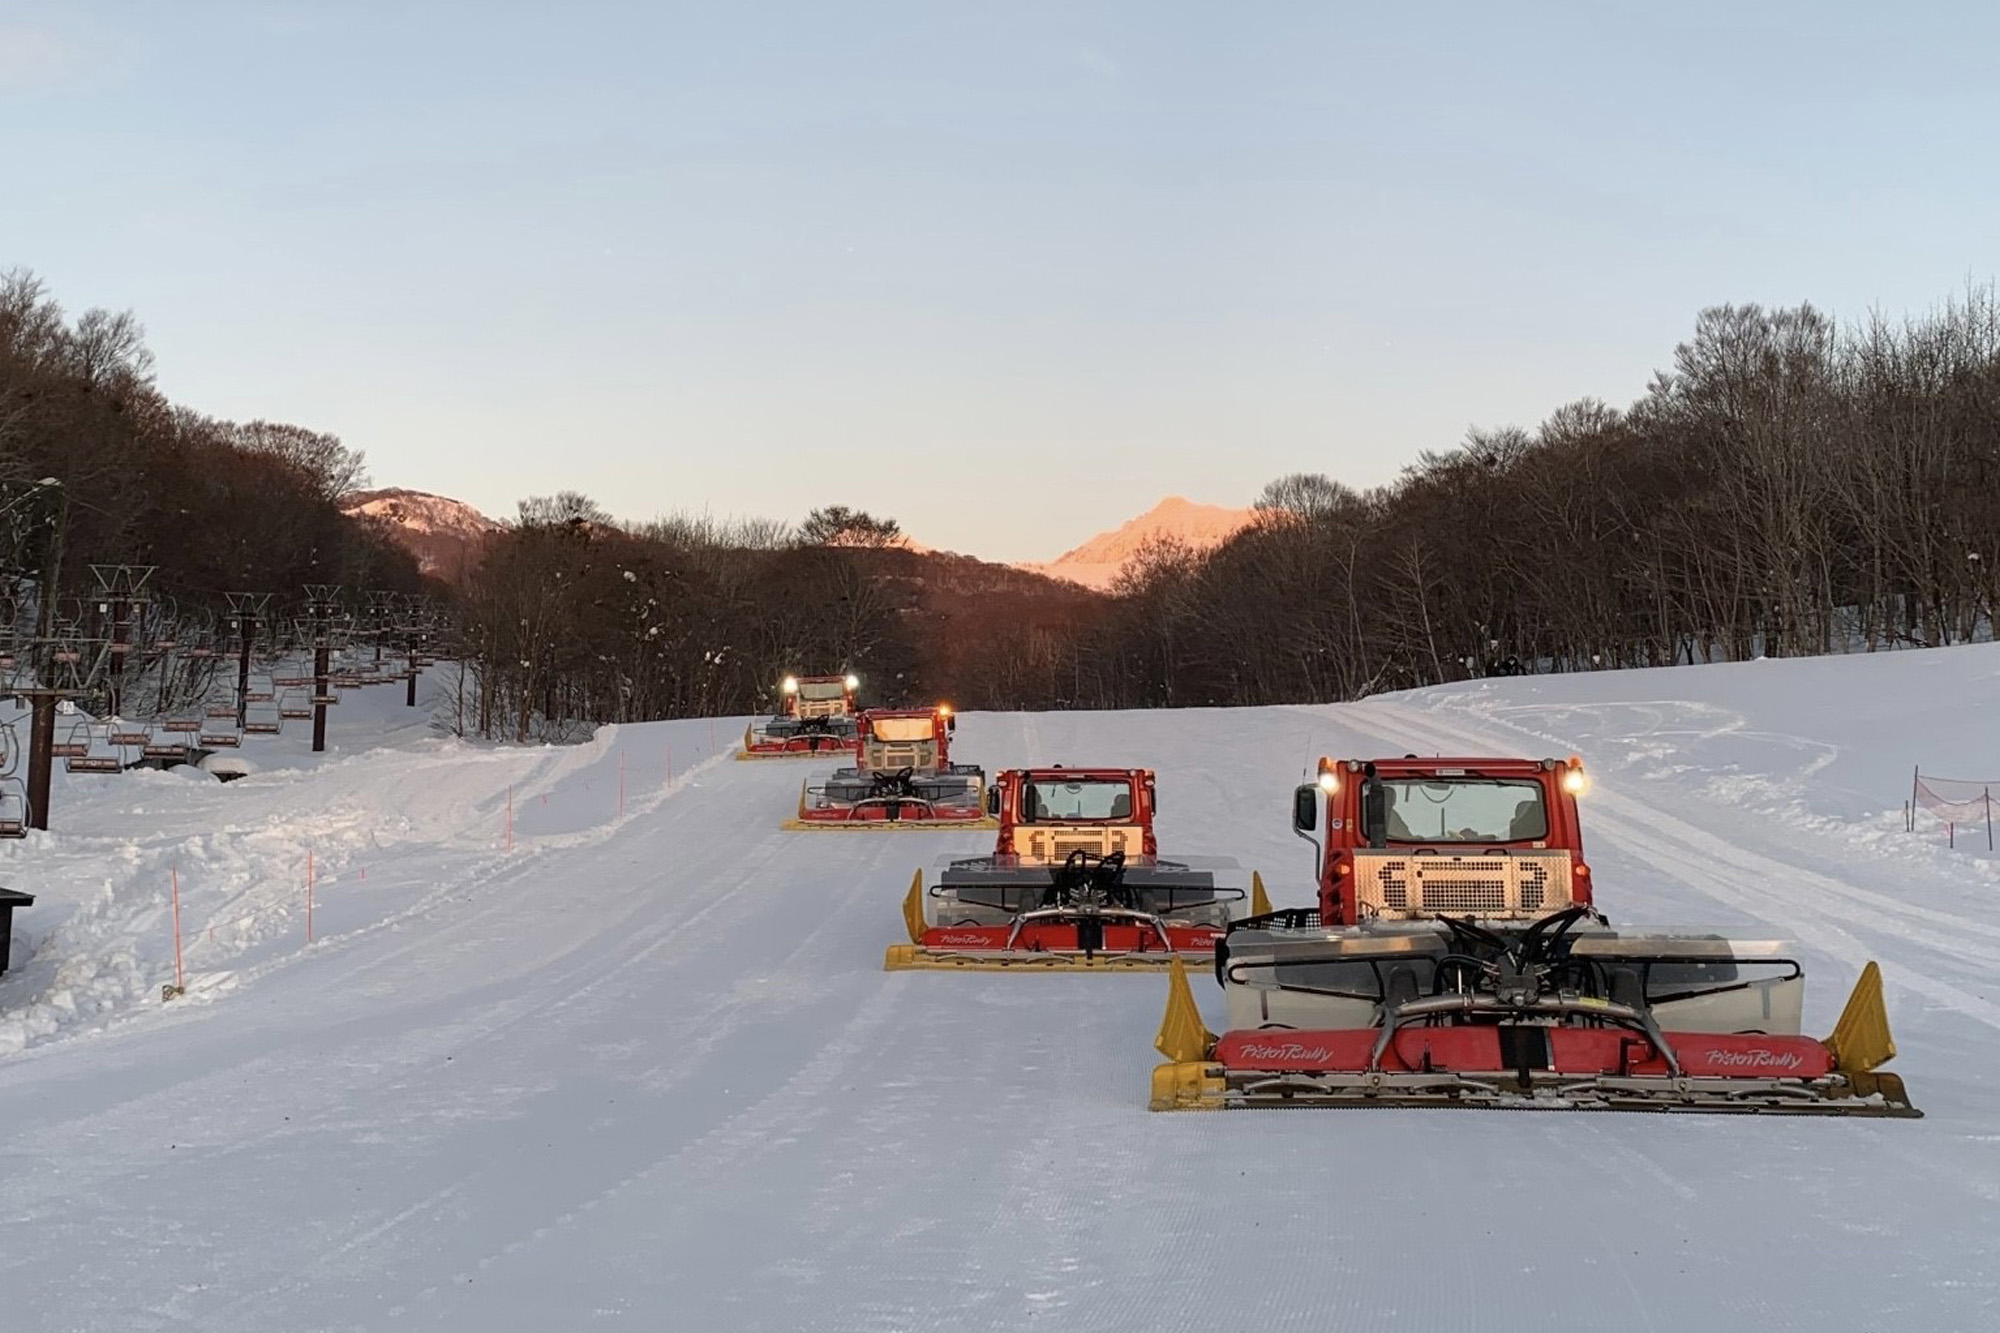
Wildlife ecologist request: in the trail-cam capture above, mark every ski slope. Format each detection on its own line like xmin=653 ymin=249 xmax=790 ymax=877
xmin=2 ymin=648 xmax=1998 ymax=1331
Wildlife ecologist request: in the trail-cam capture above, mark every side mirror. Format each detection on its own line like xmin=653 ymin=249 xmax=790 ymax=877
xmin=1292 ymin=784 xmax=1318 ymax=833
xmin=946 ymin=714 xmax=956 ymax=734
xmin=1362 ymin=783 xmax=1387 ymax=849
xmin=985 ymin=785 xmax=1000 ymax=817
xmin=1148 ymin=779 xmax=1159 ymax=814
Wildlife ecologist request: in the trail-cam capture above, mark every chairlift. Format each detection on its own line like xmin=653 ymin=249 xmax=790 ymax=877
xmin=143 ymin=741 xmax=189 ymax=761
xmin=0 ymin=779 xmax=27 ymax=837
xmin=246 ymin=676 xmax=276 ymax=703
xmin=311 ymin=693 xmax=339 ymax=706
xmin=244 ymin=701 xmax=282 ymax=735
xmin=66 ymin=753 xmax=122 ymax=774
xmin=206 ymin=702 xmax=238 ymax=719
xmin=109 ymin=727 xmax=151 ymax=748
xmin=163 ymin=718 xmax=203 ymax=734
xmin=273 ymin=674 xmax=314 ymax=688
xmin=199 ymin=728 xmax=242 ymax=749
xmin=278 ymin=691 xmax=313 ymax=720
xmin=50 ymin=721 xmax=92 ymax=759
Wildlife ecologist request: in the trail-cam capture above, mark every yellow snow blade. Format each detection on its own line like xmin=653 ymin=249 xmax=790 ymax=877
xmin=1154 ymin=957 xmax=1215 ymax=1064
xmin=1149 ymin=1058 xmax=1226 ymax=1112
xmin=1251 ymin=871 xmax=1271 ymax=917
xmin=1150 ymin=959 xmax=1224 ymax=1110
xmin=784 ymin=815 xmax=999 ymax=832
xmin=902 ymin=870 xmax=925 ymax=943
xmin=1825 ymin=960 xmax=1896 ymax=1074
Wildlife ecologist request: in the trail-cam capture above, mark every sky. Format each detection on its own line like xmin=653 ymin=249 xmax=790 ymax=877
xmin=3 ymin=2 xmax=1997 ymax=562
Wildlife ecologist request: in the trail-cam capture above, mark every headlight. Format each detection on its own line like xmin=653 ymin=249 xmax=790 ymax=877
xmin=937 ymin=703 xmax=952 ymax=716
xmin=843 ymin=673 xmax=860 ymax=691
xmin=1317 ymin=771 xmax=1339 ymax=793
xmin=1562 ymin=768 xmax=1589 ymax=795
xmin=781 ymin=676 xmax=799 ymax=694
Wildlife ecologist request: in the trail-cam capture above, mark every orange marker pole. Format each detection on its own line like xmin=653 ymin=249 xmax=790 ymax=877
xmin=171 ymin=863 xmax=185 ymax=994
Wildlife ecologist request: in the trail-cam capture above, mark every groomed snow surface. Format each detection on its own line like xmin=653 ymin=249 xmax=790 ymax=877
xmin=2 ymin=648 xmax=1998 ymax=1331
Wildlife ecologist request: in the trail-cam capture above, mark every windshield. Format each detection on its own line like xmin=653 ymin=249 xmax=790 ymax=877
xmin=1376 ymin=778 xmax=1548 ymax=843
xmin=797 ymin=680 xmax=847 ymax=701
xmin=1022 ymin=778 xmax=1133 ymax=821
xmin=870 ymin=716 xmax=934 ymax=742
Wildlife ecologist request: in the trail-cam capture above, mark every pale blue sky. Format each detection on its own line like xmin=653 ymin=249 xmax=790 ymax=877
xmin=3 ymin=2 xmax=1994 ymax=560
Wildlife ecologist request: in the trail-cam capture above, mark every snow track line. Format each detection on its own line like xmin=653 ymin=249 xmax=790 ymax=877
xmin=200 ymin=759 xmax=932 ymax=1324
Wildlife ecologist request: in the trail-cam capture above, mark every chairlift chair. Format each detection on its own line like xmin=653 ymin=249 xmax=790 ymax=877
xmin=199 ymin=728 xmax=243 ymax=749
xmin=0 ymin=779 xmax=27 ymax=837
xmin=49 ymin=721 xmax=92 ymax=759
xmin=278 ymin=691 xmax=314 ymax=720
xmin=62 ymin=721 xmax=119 ymax=773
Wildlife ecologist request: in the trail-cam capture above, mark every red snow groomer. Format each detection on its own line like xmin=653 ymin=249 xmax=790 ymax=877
xmin=784 ymin=706 xmax=993 ymax=830
xmin=885 ymin=766 xmax=1266 ymax=971
xmin=738 ymin=673 xmax=860 ymax=759
xmin=1151 ymin=754 xmax=1918 ymax=1116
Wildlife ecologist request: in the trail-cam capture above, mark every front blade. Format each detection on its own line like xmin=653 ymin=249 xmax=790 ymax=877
xmin=883 ymin=945 xmax=1191 ymax=972
xmin=1825 ymin=960 xmax=1897 ymax=1073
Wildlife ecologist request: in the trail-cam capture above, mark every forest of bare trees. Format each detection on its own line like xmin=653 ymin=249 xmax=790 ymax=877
xmin=0 ymin=269 xmax=423 ymax=645
xmin=1082 ymin=293 xmax=2000 ymax=709
xmin=15 ymin=261 xmax=1997 ymax=738
xmin=451 ymin=289 xmax=2000 ymax=734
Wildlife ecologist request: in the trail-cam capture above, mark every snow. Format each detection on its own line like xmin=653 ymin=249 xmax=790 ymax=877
xmin=339 ymin=489 xmax=503 ymax=538
xmin=2 ymin=647 xmax=1998 ymax=1330
xmin=1018 ymin=495 xmax=1258 ymax=589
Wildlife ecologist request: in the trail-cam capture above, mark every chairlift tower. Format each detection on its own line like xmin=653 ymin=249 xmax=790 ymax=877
xmin=302 ymin=584 xmax=343 ymax=753
xmin=7 ymin=631 xmax=106 ymax=831
xmin=223 ymin=592 xmax=273 ymax=730
xmin=89 ymin=565 xmax=156 ymax=721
